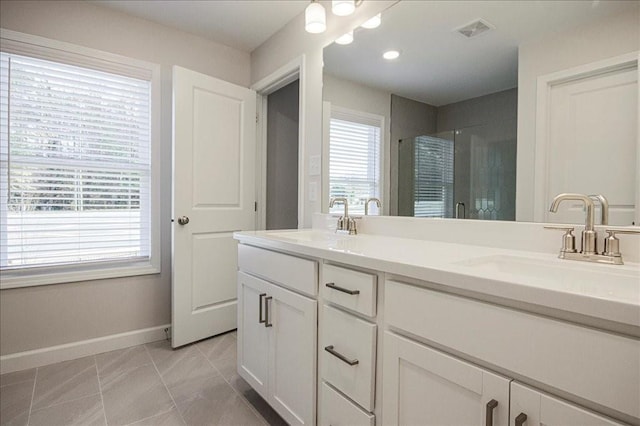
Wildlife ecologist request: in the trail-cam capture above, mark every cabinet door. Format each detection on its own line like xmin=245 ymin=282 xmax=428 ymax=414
xmin=237 ymin=272 xmax=269 ymax=399
xmin=267 ymin=282 xmax=317 ymax=426
xmin=510 ymin=382 xmax=626 ymax=426
xmin=382 ymin=331 xmax=510 ymax=426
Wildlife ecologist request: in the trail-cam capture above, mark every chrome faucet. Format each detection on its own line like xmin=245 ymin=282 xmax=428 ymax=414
xmin=546 ymin=192 xmax=639 ymax=264
xmin=329 ymin=197 xmax=357 ymax=235
xmin=364 ymin=198 xmax=381 ymax=215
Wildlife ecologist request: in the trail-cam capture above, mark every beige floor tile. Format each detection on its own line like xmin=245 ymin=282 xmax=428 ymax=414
xmin=29 ymin=394 xmax=105 ymax=426
xmin=146 ymin=341 xmax=218 ymax=388
xmin=96 ymin=345 xmax=152 ymax=385
xmin=196 ymin=333 xmax=236 ymax=363
xmin=169 ymin=373 xmax=265 ymax=426
xmin=228 ymin=375 xmax=287 ymax=426
xmin=125 ymin=407 xmax=185 ymax=426
xmin=0 ymin=369 xmax=36 ymax=388
xmin=0 ymin=380 xmax=34 ymax=426
xmin=101 ymin=363 xmax=174 ymax=426
xmin=31 ymin=357 xmax=100 ymax=411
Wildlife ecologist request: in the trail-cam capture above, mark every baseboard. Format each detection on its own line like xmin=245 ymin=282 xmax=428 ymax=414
xmin=0 ymin=324 xmax=170 ymax=374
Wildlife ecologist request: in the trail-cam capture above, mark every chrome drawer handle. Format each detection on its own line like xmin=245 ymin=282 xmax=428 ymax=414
xmin=486 ymin=399 xmax=498 ymax=426
xmin=264 ymin=296 xmax=273 ymax=327
xmin=325 ymin=282 xmax=360 ymax=295
xmin=324 ymin=345 xmax=359 ymax=366
xmin=515 ymin=413 xmax=527 ymax=426
xmin=258 ymin=293 xmax=266 ymax=324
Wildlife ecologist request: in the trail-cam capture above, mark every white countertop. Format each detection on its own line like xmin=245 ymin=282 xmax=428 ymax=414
xmin=234 ymin=229 xmax=640 ymax=330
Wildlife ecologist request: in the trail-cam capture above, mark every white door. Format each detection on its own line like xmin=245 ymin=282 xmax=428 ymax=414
xmin=510 ymin=382 xmax=625 ymax=426
xmin=382 ymin=331 xmax=510 ymax=426
xmin=172 ymin=66 xmax=256 ymax=347
xmin=237 ymin=272 xmax=269 ymax=399
xmin=543 ymin=65 xmax=638 ymax=226
xmin=268 ymin=283 xmax=317 ymax=426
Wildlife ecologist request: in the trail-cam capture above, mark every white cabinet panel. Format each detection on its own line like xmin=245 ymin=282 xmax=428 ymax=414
xmin=321 ymin=304 xmax=377 ymax=411
xmin=319 ymin=382 xmax=374 ymax=426
xmin=382 ymin=331 xmax=510 ymax=426
xmin=510 ymin=382 xmax=626 ymax=426
xmin=322 ymin=264 xmax=377 ymax=317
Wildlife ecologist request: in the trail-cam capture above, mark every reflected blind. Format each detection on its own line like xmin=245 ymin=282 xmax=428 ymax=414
xmin=0 ymin=52 xmax=151 ymax=269
xmin=413 ymin=136 xmax=454 ymax=217
xmin=329 ymin=111 xmax=381 ymax=215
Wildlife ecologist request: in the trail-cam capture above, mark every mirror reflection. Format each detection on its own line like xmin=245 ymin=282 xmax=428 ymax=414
xmin=323 ymin=0 xmax=639 ymax=225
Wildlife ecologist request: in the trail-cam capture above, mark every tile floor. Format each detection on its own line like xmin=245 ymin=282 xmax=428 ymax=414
xmin=0 ymin=331 xmax=287 ymax=426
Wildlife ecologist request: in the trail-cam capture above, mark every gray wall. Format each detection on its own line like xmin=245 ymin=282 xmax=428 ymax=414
xmin=390 ymin=95 xmax=437 ymax=215
xmin=436 ymin=88 xmax=517 ymax=132
xmin=266 ymin=80 xmax=299 ymax=230
xmin=0 ymin=0 xmax=250 ymax=356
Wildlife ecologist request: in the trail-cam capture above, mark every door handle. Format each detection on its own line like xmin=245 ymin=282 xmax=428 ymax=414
xmin=485 ymin=399 xmax=498 ymax=426
xmin=258 ymin=293 xmax=266 ymax=324
xmin=264 ymin=296 xmax=273 ymax=327
xmin=177 ymin=216 xmax=190 ymax=225
xmin=514 ymin=413 xmax=527 ymax=426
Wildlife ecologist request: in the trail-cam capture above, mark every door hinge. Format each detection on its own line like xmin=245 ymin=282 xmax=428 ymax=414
xmin=256 ymin=113 xmax=259 ymax=124
xmin=254 ymin=201 xmax=258 ymax=212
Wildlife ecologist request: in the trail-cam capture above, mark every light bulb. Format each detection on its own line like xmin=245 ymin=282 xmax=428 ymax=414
xmin=383 ymin=50 xmax=400 ymax=60
xmin=305 ymin=2 xmax=326 ymax=34
xmin=361 ymin=13 xmax=381 ymax=29
xmin=335 ymin=31 xmax=354 ymax=45
xmin=332 ymin=0 xmax=355 ymax=16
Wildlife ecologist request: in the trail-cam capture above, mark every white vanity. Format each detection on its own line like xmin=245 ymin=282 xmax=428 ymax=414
xmin=234 ymin=216 xmax=640 ymax=426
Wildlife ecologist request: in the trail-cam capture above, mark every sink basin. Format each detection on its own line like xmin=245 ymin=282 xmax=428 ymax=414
xmin=264 ymin=230 xmax=351 ymax=243
xmin=458 ymin=255 xmax=640 ymax=303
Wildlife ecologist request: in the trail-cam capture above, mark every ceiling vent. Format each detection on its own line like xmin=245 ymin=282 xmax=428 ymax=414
xmin=455 ymin=19 xmax=494 ymax=38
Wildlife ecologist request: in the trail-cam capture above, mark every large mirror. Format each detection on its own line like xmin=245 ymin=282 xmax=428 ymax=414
xmin=323 ymin=0 xmax=639 ymax=225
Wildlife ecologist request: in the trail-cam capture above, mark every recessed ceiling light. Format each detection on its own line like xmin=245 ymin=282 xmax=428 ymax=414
xmin=383 ymin=50 xmax=400 ymax=60
xmin=361 ymin=13 xmax=381 ymax=29
xmin=335 ymin=31 xmax=354 ymax=45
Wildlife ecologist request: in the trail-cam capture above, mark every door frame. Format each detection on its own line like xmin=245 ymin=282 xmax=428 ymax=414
xmin=252 ymin=55 xmax=306 ymax=230
xmin=533 ymin=51 xmax=640 ymax=223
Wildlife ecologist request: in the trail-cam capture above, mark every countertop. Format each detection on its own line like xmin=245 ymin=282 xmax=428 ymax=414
xmin=234 ymin=229 xmax=640 ymax=332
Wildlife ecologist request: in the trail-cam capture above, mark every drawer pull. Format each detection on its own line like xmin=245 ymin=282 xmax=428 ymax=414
xmin=265 ymin=296 xmax=273 ymax=327
xmin=325 ymin=282 xmax=360 ymax=295
xmin=515 ymin=413 xmax=527 ymax=426
xmin=258 ymin=293 xmax=266 ymax=324
xmin=324 ymin=345 xmax=359 ymax=366
xmin=485 ymin=399 xmax=498 ymax=426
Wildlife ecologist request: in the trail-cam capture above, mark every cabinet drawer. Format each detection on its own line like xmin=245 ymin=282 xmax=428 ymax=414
xmin=320 ymin=381 xmax=374 ymax=426
xmin=238 ymin=244 xmax=318 ymax=297
xmin=322 ymin=264 xmax=377 ymax=317
xmin=321 ymin=304 xmax=376 ymax=411
xmin=385 ymin=279 xmax=640 ymax=420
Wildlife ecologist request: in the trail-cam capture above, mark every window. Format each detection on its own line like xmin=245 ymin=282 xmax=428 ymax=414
xmin=329 ymin=108 xmax=382 ymax=215
xmin=413 ymin=135 xmax=454 ymax=217
xmin=0 ymin=30 xmax=160 ymax=288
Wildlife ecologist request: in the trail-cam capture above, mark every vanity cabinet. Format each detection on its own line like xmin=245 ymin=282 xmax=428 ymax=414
xmin=237 ymin=245 xmax=318 ymax=426
xmin=382 ymin=331 xmax=510 ymax=426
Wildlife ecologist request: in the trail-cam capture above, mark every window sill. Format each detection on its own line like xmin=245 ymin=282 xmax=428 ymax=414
xmin=0 ymin=260 xmax=161 ymax=290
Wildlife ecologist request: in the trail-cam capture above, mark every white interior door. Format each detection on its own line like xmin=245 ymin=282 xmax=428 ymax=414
xmin=543 ymin=64 xmax=638 ymax=226
xmin=172 ymin=66 xmax=256 ymax=347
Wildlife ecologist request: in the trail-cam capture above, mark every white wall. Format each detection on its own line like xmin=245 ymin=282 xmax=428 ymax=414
xmin=516 ymin=7 xmax=639 ymax=221
xmin=251 ymin=0 xmax=397 ymax=226
xmin=323 ymin=73 xmax=391 ymax=213
xmin=0 ymin=0 xmax=250 ymax=356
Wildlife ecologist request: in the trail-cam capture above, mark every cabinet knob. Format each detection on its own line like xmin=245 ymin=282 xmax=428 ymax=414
xmin=485 ymin=399 xmax=498 ymax=426
xmin=515 ymin=412 xmax=527 ymax=426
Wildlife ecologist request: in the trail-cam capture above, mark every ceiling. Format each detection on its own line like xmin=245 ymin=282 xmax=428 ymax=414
xmin=323 ymin=1 xmax=638 ymax=106
xmin=91 ymin=0 xmax=309 ymax=52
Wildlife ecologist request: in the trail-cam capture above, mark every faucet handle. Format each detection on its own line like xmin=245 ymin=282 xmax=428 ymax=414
xmin=544 ymin=225 xmax=577 ymax=254
xmin=603 ymin=228 xmax=640 ymax=257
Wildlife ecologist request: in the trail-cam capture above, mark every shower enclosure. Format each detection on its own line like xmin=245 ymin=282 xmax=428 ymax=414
xmin=397 ymin=119 xmax=517 ymax=220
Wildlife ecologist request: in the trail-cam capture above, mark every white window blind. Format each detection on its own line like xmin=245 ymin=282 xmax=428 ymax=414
xmin=413 ymin=135 xmax=454 ymax=217
xmin=329 ymin=109 xmax=381 ymax=215
xmin=0 ymin=52 xmax=152 ymax=269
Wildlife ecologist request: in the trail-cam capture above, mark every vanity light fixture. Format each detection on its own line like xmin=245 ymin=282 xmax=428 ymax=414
xmin=332 ymin=0 xmax=356 ymax=16
xmin=383 ymin=50 xmax=400 ymax=60
xmin=361 ymin=13 xmax=381 ymax=29
xmin=305 ymin=0 xmax=327 ymax=34
xmin=335 ymin=30 xmax=354 ymax=45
